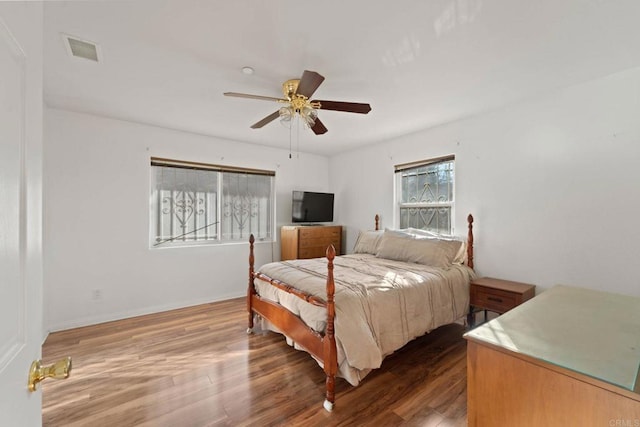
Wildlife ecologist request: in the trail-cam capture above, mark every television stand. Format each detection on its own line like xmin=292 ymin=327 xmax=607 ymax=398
xmin=280 ymin=225 xmax=342 ymax=260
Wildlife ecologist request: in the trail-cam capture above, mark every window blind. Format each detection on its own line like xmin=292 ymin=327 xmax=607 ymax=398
xmin=151 ymin=157 xmax=275 ymax=176
xmin=394 ymin=155 xmax=455 ymax=173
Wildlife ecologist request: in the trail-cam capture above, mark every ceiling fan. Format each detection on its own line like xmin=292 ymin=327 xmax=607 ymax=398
xmin=224 ymin=70 xmax=371 ymax=135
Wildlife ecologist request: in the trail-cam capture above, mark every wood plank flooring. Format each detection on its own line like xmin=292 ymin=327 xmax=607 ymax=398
xmin=42 ymin=298 xmax=468 ymax=426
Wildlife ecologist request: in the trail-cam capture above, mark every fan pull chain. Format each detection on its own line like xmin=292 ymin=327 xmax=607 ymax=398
xmin=296 ymin=116 xmax=300 ymax=159
xmin=289 ymin=118 xmax=292 ymax=159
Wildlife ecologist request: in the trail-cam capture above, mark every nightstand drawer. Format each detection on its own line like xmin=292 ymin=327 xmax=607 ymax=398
xmin=468 ymin=277 xmax=536 ymax=327
xmin=471 ymin=286 xmax=518 ymax=313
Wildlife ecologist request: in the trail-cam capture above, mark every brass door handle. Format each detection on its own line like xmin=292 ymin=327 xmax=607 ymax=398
xmin=28 ymin=356 xmax=72 ymax=392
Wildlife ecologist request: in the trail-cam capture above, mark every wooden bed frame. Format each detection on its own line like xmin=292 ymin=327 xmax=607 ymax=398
xmin=247 ymin=214 xmax=475 ymax=411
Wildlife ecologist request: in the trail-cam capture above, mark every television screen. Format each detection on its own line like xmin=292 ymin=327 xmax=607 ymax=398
xmin=292 ymin=191 xmax=334 ymax=223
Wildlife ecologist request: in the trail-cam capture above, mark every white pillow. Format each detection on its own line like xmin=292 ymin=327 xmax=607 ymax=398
xmin=401 ymin=228 xmax=467 ymax=265
xmin=375 ymin=230 xmax=460 ymax=268
xmin=406 ymin=238 xmax=461 ymax=267
xmin=378 ymin=228 xmax=467 ymax=265
xmin=375 ymin=231 xmax=414 ymax=261
xmin=353 ymin=230 xmax=384 ymax=254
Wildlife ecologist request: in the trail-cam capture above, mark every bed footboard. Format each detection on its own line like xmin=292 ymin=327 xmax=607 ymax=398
xmin=247 ymin=235 xmax=338 ymax=411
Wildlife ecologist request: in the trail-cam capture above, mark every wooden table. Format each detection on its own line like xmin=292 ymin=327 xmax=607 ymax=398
xmin=464 ymin=285 xmax=640 ymax=426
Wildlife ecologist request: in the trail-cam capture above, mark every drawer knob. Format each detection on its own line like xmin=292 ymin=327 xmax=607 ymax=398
xmin=487 ymin=296 xmax=503 ymax=303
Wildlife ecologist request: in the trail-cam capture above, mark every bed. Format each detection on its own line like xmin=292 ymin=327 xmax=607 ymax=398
xmin=247 ymin=214 xmax=476 ymax=411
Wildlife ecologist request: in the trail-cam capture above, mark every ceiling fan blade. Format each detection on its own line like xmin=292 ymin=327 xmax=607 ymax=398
xmin=296 ymin=70 xmax=325 ymax=98
xmin=313 ymin=100 xmax=372 ymax=114
xmin=250 ymin=111 xmax=281 ymax=129
xmin=310 ymin=117 xmax=328 ymax=135
xmin=224 ymin=92 xmax=286 ymax=102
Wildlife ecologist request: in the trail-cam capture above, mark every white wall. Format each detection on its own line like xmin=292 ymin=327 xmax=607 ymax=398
xmin=331 ymin=66 xmax=640 ymax=297
xmin=44 ymin=109 xmax=330 ymax=331
xmin=44 ymin=65 xmax=640 ymax=331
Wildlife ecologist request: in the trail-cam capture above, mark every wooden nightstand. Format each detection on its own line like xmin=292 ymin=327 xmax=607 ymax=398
xmin=467 ymin=277 xmax=536 ymax=327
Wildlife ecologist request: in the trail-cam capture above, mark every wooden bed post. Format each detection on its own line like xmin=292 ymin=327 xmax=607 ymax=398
xmin=323 ymin=244 xmax=338 ymax=412
xmin=247 ymin=234 xmax=256 ymax=333
xmin=374 ymin=214 xmax=380 ymax=231
xmin=467 ymin=214 xmax=474 ymax=270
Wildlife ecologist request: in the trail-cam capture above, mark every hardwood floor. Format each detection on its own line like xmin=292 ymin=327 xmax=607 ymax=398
xmin=42 ymin=298 xmax=468 ymax=426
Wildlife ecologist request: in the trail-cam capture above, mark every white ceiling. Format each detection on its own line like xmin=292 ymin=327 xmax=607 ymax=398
xmin=43 ymin=0 xmax=640 ymax=156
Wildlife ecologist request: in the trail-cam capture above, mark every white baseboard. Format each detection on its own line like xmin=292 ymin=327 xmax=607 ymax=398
xmin=46 ymin=292 xmax=245 ymax=333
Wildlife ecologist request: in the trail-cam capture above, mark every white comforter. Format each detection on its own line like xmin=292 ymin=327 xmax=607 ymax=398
xmin=254 ymin=254 xmax=475 ymax=386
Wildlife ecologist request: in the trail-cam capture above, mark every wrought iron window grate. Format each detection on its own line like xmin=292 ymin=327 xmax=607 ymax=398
xmin=150 ymin=160 xmax=274 ymax=247
xmin=396 ymin=157 xmax=454 ymax=234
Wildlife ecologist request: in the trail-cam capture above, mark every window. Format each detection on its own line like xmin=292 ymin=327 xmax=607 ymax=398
xmin=395 ymin=155 xmax=455 ymax=234
xmin=150 ymin=158 xmax=274 ymax=247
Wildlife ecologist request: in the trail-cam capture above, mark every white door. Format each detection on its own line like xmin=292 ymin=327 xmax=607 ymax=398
xmin=0 ymin=3 xmax=44 ymax=426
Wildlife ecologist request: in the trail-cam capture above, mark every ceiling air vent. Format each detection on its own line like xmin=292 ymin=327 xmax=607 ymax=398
xmin=62 ymin=34 xmax=100 ymax=62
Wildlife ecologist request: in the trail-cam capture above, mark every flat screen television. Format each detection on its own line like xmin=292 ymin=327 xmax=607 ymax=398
xmin=292 ymin=191 xmax=334 ymax=223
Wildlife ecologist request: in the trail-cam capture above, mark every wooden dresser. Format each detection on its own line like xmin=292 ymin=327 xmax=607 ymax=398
xmin=280 ymin=225 xmax=342 ymax=261
xmin=464 ymin=285 xmax=640 ymax=426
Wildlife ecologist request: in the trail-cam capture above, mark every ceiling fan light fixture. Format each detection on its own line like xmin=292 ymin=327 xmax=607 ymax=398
xmin=302 ymin=106 xmax=318 ymax=127
xmin=279 ymin=106 xmax=293 ymax=128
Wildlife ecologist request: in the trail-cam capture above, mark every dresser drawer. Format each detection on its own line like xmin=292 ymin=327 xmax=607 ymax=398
xmin=298 ymin=247 xmax=326 ymax=259
xmin=298 ymin=227 xmax=341 ymax=240
xmin=299 ymin=237 xmax=338 ymax=248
